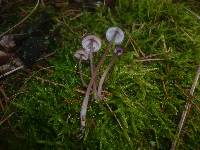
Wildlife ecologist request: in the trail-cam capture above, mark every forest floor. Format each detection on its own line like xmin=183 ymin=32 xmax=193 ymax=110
xmin=0 ymin=0 xmax=200 ymax=149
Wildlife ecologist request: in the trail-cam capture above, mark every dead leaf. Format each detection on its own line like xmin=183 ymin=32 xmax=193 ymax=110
xmin=0 ymin=35 xmax=16 ymax=49
xmin=0 ymin=51 xmax=9 ymax=65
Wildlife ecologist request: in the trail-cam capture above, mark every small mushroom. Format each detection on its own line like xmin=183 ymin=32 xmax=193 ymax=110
xmin=82 ymin=35 xmax=101 ymax=53
xmin=106 ymin=27 xmax=124 ymax=45
xmin=74 ymin=49 xmax=89 ymax=61
xmin=97 ymin=46 xmax=124 ymax=98
xmin=74 ymin=49 xmax=89 ymax=87
xmin=80 ymin=28 xmax=125 ymax=131
xmin=114 ymin=46 xmax=124 ymax=56
xmin=82 ymin=35 xmax=102 ymax=96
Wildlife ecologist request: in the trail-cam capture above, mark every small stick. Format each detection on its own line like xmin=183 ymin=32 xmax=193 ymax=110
xmin=171 ymin=66 xmax=200 ymax=150
xmin=185 ymin=7 xmax=200 ymax=20
xmin=0 ymin=112 xmax=15 ymax=126
xmin=36 ymin=51 xmax=56 ymax=62
xmin=135 ymin=58 xmax=164 ymax=62
xmin=105 ymin=103 xmax=123 ymax=129
xmin=34 ymin=76 xmax=66 ymax=88
xmin=0 ymin=66 xmax=24 ymax=79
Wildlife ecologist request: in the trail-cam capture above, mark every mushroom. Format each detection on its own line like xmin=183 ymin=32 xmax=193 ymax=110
xmin=74 ymin=49 xmax=89 ymax=87
xmin=80 ymin=27 xmax=124 ymax=132
xmin=106 ymin=27 xmax=124 ymax=45
xmin=74 ymin=49 xmax=89 ymax=61
xmin=97 ymin=46 xmax=124 ymax=99
xmin=82 ymin=35 xmax=101 ymax=95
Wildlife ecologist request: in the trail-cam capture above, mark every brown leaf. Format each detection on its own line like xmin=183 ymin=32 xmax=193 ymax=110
xmin=0 ymin=35 xmax=16 ymax=49
xmin=0 ymin=51 xmax=9 ymax=65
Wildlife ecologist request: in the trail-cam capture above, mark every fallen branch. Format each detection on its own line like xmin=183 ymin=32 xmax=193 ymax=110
xmin=0 ymin=112 xmax=15 ymax=126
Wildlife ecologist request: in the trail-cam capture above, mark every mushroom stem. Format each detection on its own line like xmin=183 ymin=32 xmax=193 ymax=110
xmin=97 ymin=53 xmax=118 ymax=99
xmin=80 ymin=46 xmax=110 ymax=131
xmin=79 ymin=59 xmax=87 ymax=87
xmin=89 ymin=52 xmax=97 ymax=98
xmin=171 ymin=66 xmax=200 ymax=150
xmin=80 ymin=30 xmax=121 ymax=132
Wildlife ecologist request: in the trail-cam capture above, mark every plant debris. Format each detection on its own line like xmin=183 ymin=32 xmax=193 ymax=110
xmin=0 ymin=35 xmax=16 ymax=49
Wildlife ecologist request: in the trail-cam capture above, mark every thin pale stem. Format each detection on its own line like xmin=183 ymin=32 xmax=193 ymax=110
xmin=79 ymin=59 xmax=87 ymax=87
xmin=80 ymin=46 xmax=110 ymax=130
xmin=80 ymin=30 xmax=119 ymax=132
xmin=97 ymin=54 xmax=117 ymax=99
xmin=89 ymin=52 xmax=97 ymax=97
xmin=171 ymin=66 xmax=200 ymax=150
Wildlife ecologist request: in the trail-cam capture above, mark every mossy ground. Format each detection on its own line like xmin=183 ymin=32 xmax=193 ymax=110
xmin=0 ymin=0 xmax=200 ymax=149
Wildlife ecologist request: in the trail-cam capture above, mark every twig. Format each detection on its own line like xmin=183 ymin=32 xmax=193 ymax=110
xmin=135 ymin=58 xmax=164 ymax=62
xmin=0 ymin=112 xmax=15 ymax=126
xmin=185 ymin=7 xmax=200 ymax=20
xmin=105 ymin=103 xmax=123 ymax=129
xmin=0 ymin=0 xmax=40 ymax=38
xmin=0 ymin=66 xmax=24 ymax=79
xmin=34 ymin=76 xmax=66 ymax=88
xmin=36 ymin=51 xmax=56 ymax=62
xmin=171 ymin=66 xmax=200 ymax=150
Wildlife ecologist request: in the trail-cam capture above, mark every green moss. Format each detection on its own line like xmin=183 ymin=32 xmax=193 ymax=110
xmin=1 ymin=0 xmax=200 ymax=149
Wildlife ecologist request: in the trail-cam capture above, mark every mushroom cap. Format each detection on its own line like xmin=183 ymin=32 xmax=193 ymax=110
xmin=106 ymin=27 xmax=124 ymax=45
xmin=114 ymin=46 xmax=124 ymax=56
xmin=82 ymin=35 xmax=101 ymax=52
xmin=74 ymin=49 xmax=89 ymax=61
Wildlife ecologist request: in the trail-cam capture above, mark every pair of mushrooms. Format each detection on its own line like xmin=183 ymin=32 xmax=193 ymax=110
xmin=74 ymin=27 xmax=125 ymax=132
